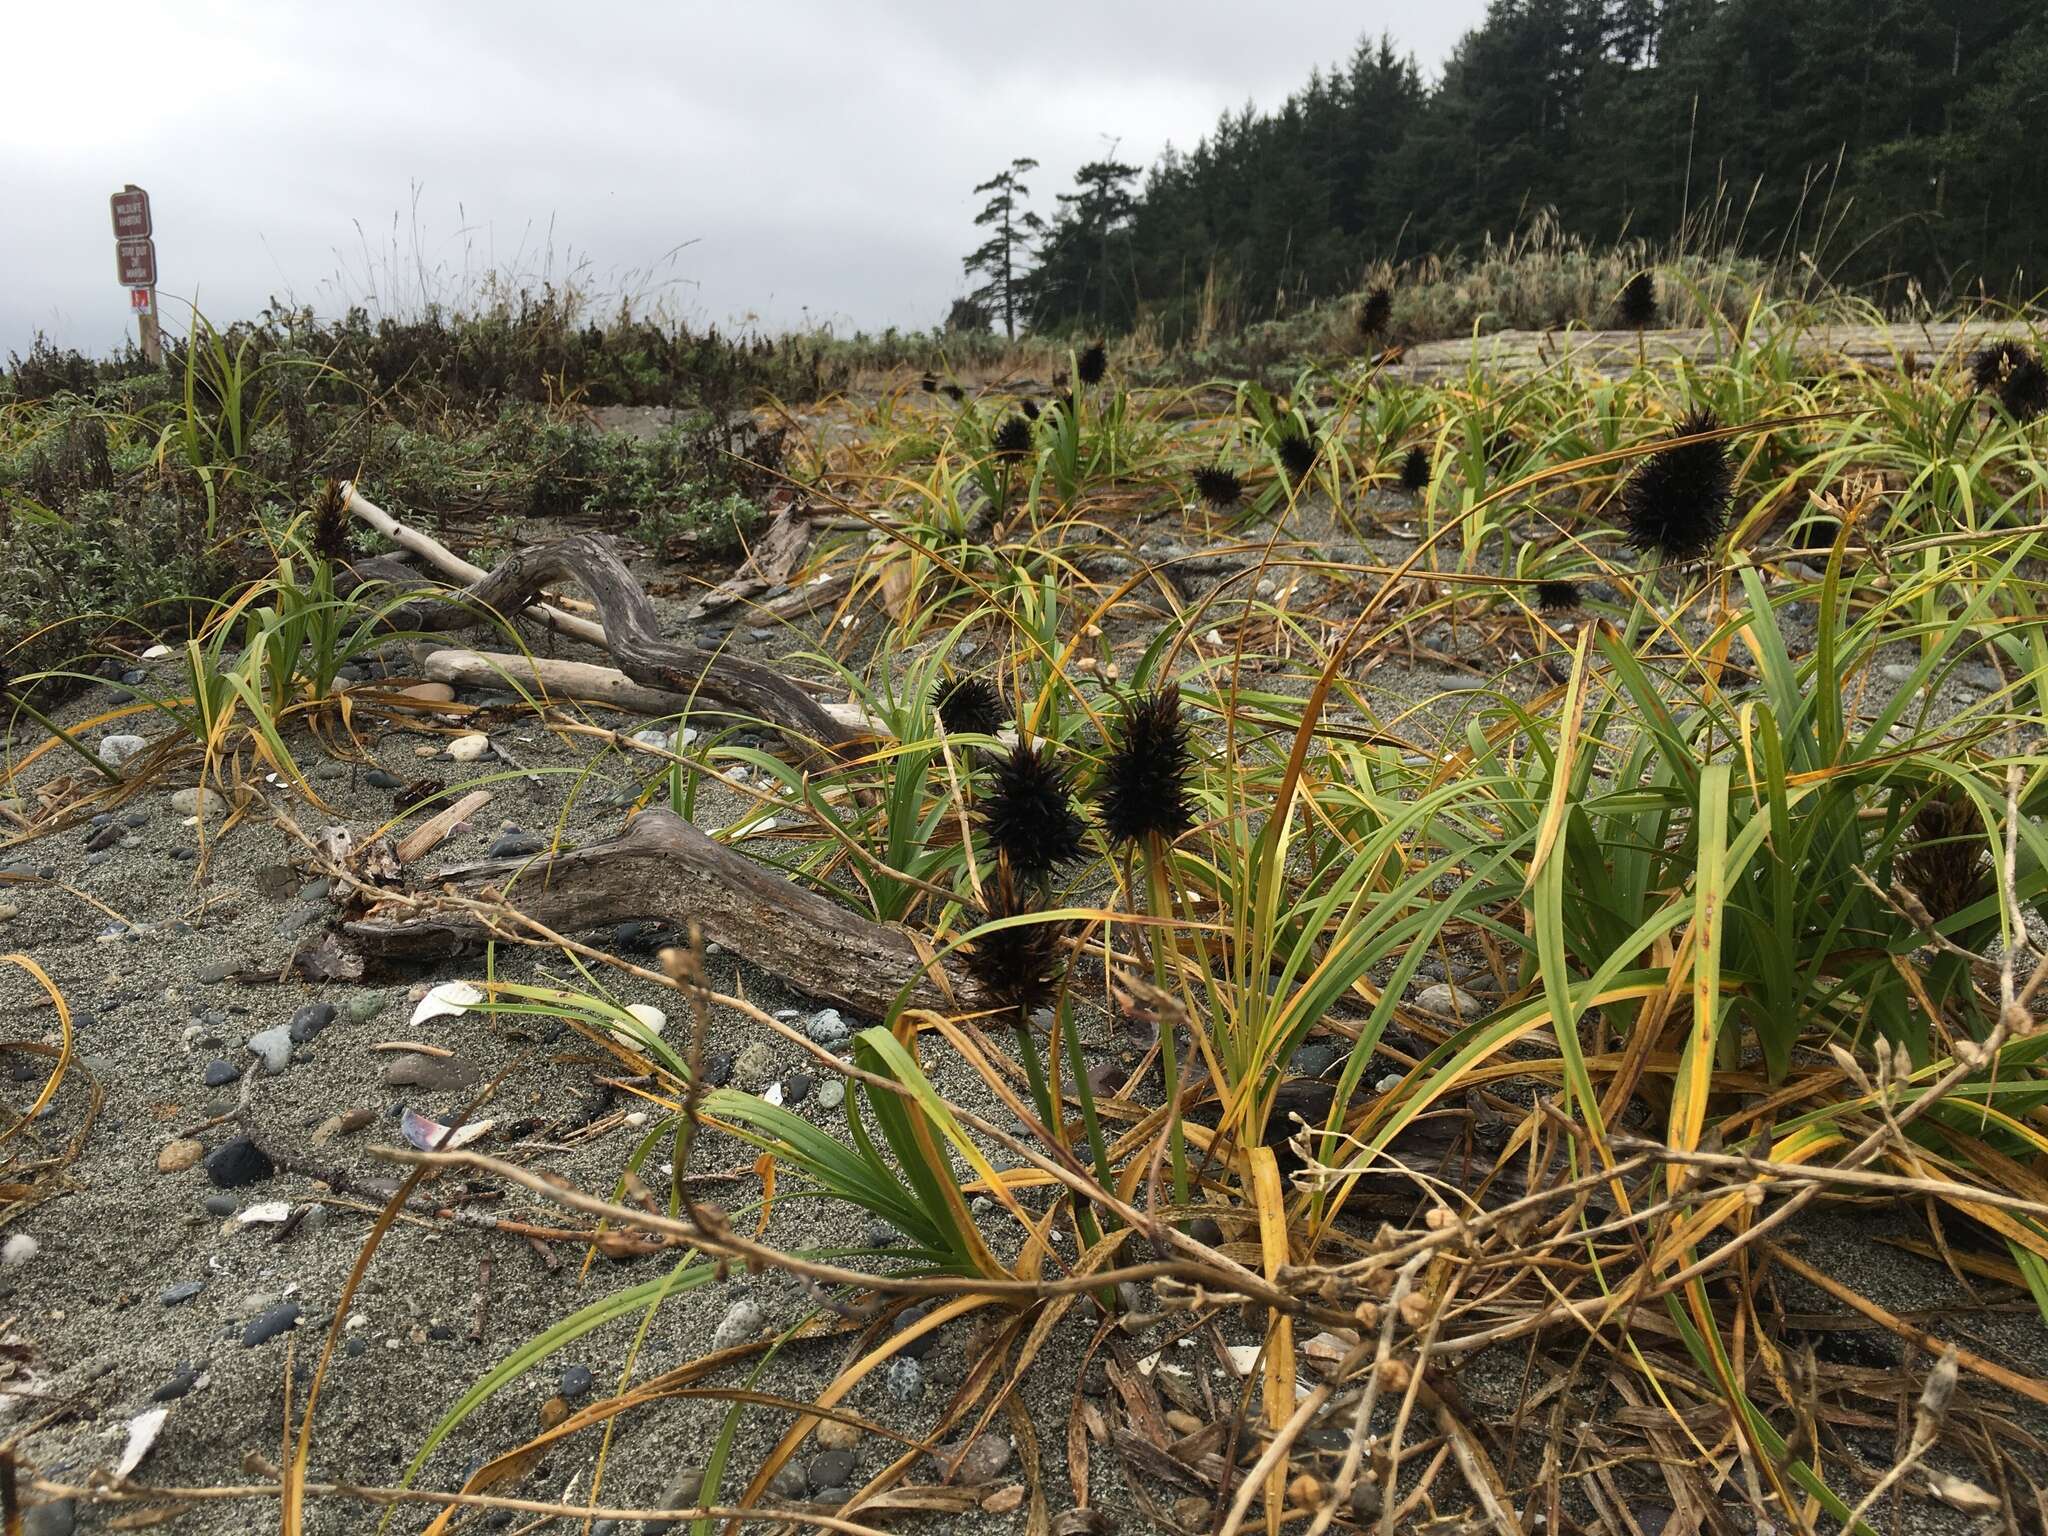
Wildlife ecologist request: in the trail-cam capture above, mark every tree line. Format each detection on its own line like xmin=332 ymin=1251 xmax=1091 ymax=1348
xmin=963 ymin=0 xmax=2048 ymax=341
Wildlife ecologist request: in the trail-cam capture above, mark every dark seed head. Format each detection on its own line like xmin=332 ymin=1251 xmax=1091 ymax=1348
xmin=980 ymin=740 xmax=1088 ymax=879
xmin=1534 ymin=580 xmax=1582 ymax=613
xmin=1020 ymin=398 xmax=1040 ymax=420
xmin=942 ymin=383 xmax=965 ymax=401
xmin=963 ymin=871 xmax=1070 ymax=1018
xmin=1359 ymin=285 xmax=1393 ymax=337
xmin=1191 ymin=466 xmax=1243 ymax=508
xmin=1896 ymin=790 xmax=1992 ymax=924
xmin=1398 ymin=446 xmax=1431 ymax=493
xmin=311 ymin=480 xmax=351 ymax=563
xmin=1077 ymin=342 xmax=1108 ymax=386
xmin=1618 ymin=272 xmax=1659 ymax=330
xmin=934 ymin=675 xmax=1008 ymax=737
xmin=920 ymin=373 xmax=938 ymax=393
xmin=1276 ymin=429 xmax=1317 ymax=483
xmin=1970 ymin=340 xmax=2048 ymax=423
xmin=992 ymin=415 xmax=1034 ymax=460
xmin=1619 ymin=409 xmax=1733 ymax=561
xmin=1097 ymin=686 xmax=1195 ymax=847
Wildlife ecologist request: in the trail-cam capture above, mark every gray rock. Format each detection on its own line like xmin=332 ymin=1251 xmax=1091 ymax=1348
xmin=365 ymin=768 xmax=402 ymax=789
xmin=766 ymin=1465 xmax=807 ymax=1500
xmin=242 ymin=1301 xmax=302 ymax=1347
xmin=22 ymin=1496 xmax=75 ymax=1535
xmin=152 ymin=1365 xmax=200 ymax=1402
xmin=489 ymin=831 xmax=547 ymax=859
xmin=204 ymin=1137 xmax=273 ymax=1188
xmin=160 ymin=1280 xmax=203 ymax=1307
xmin=804 ymin=1009 xmax=851 ymax=1046
xmin=808 ymin=1448 xmax=855 ymax=1492
xmin=346 ymin=992 xmax=386 ymax=1025
xmin=641 ymin=1468 xmax=703 ymax=1531
xmin=381 ymin=1053 xmax=483 ymax=1091
xmin=201 ymin=1193 xmax=239 ymax=1217
xmin=560 ymin=1363 xmax=594 ymax=1399
xmin=97 ymin=734 xmax=148 ymax=769
xmin=710 ymin=1298 xmax=765 ymax=1352
xmin=734 ymin=1042 xmax=777 ymax=1089
xmin=289 ymin=1003 xmax=336 ymax=1043
xmin=883 ymin=1356 xmax=925 ymax=1404
xmin=203 ymin=1059 xmax=239 ymax=1088
xmin=815 ymin=1079 xmax=845 ymax=1110
xmin=246 ymin=1025 xmax=294 ymax=1074
xmin=956 ymin=1432 xmax=1012 ymax=1482
xmin=1410 ymin=982 xmax=1486 ymax=1021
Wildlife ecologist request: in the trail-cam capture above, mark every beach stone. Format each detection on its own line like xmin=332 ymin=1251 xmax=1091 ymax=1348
xmin=890 ymin=1304 xmax=936 ymax=1359
xmin=247 ymin=1025 xmax=294 ymax=1074
xmin=804 ymin=1009 xmax=851 ymax=1046
xmin=365 ymin=768 xmax=402 ymax=788
xmin=203 ymin=1059 xmax=238 ymax=1088
xmin=201 ymin=1192 xmax=238 ymax=1217
xmin=815 ymin=1417 xmax=863 ymax=1451
xmin=808 ymin=1449 xmax=855 ymax=1492
xmin=783 ymin=1072 xmax=813 ymax=1104
xmin=710 ymin=1298 xmax=765 ymax=1352
xmin=445 ymin=733 xmax=490 ymax=761
xmin=157 ymin=1138 xmax=204 ymax=1173
xmin=398 ymin=682 xmax=455 ymax=704
xmin=1410 ymin=982 xmax=1486 ymax=1021
xmin=815 ymin=1079 xmax=845 ymax=1110
xmin=97 ymin=734 xmax=148 ymax=769
xmin=382 ymin=1053 xmax=483 ymax=1091
xmin=863 ymin=1220 xmax=900 ymax=1249
xmin=289 ymin=1003 xmax=336 ymax=1042
xmin=242 ymin=1301 xmax=302 ymax=1347
xmin=346 ymin=992 xmax=386 ymax=1025
xmin=560 ymin=1364 xmax=594 ymax=1399
xmin=883 ymin=1357 xmax=924 ymax=1404
xmin=701 ymin=1052 xmax=733 ymax=1087
xmin=1291 ymin=1040 xmax=1344 ymax=1078
xmin=956 ymin=1432 xmax=1011 ymax=1482
xmin=160 ymin=1280 xmax=203 ymax=1307
xmin=152 ymin=1366 xmax=201 ymax=1402
xmin=613 ymin=919 xmax=679 ymax=953
xmin=21 ymin=1497 xmax=75 ymax=1535
xmin=489 ymin=831 xmax=546 ymax=859
xmin=766 ymin=1465 xmax=807 ymax=1500
xmin=204 ymin=1136 xmax=273 ymax=1188
xmin=734 ymin=1042 xmax=776 ymax=1088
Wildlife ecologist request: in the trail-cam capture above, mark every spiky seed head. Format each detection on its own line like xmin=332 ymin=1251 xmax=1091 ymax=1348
xmin=1618 ymin=272 xmax=1659 ymax=330
xmin=1971 ymin=340 xmax=2048 ymax=422
xmin=312 ymin=479 xmax=351 ymax=563
xmin=1359 ymin=285 xmax=1393 ymax=337
xmin=1276 ymin=428 xmax=1317 ymax=482
xmin=992 ymin=414 xmax=1034 ymax=460
xmin=1191 ymin=466 xmax=1243 ymax=508
xmin=1896 ymin=790 xmax=1992 ymax=923
xmin=934 ymin=675 xmax=1008 ymax=737
xmin=942 ymin=383 xmax=965 ymax=401
xmin=920 ymin=372 xmax=938 ymax=393
xmin=1534 ymin=580 xmax=1582 ymax=613
xmin=963 ymin=871 xmax=1070 ymax=1018
xmin=1077 ymin=341 xmax=1108 ymax=386
xmin=1098 ymin=686 xmax=1195 ymax=847
xmin=980 ymin=740 xmax=1088 ymax=879
xmin=1020 ymin=398 xmax=1040 ymax=420
xmin=1398 ymin=445 xmax=1431 ymax=493
xmin=1619 ymin=409 xmax=1733 ymax=561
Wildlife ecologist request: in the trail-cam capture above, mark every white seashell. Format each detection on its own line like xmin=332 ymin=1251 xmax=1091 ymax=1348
xmin=762 ymin=1082 xmax=784 ymax=1107
xmin=117 ymin=1406 xmax=168 ymax=1478
xmin=237 ymin=1201 xmax=293 ymax=1225
xmin=142 ymin=644 xmax=173 ymax=660
xmin=410 ymin=980 xmax=484 ymax=1026
xmin=400 ymin=1106 xmax=493 ymax=1151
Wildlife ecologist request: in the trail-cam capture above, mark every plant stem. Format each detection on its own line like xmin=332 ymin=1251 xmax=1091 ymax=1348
xmin=5 ymin=697 xmax=122 ymax=784
xmin=1143 ymin=841 xmax=1190 ymax=1209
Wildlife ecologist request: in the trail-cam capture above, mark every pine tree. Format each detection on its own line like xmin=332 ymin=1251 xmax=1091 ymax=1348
xmin=963 ymin=158 xmax=1044 ymax=340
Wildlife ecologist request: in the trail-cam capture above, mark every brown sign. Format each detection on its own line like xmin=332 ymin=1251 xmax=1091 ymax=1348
xmin=110 ymin=186 xmax=151 ymax=240
xmin=116 ymin=237 xmax=157 ymax=288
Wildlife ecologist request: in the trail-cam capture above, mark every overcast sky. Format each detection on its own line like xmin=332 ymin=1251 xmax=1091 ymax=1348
xmin=1 ymin=1 xmax=1485 ymax=359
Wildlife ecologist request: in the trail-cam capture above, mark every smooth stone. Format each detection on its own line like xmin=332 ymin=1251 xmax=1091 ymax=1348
xmin=783 ymin=1072 xmax=813 ymax=1104
xmin=1411 ymin=982 xmax=1487 ymax=1021
xmin=197 ymin=962 xmax=230 ymax=985
xmin=346 ymin=992 xmax=385 ymax=1025
xmin=808 ymin=1448 xmax=855 ymax=1492
xmin=21 ymin=1497 xmax=75 ymax=1535
xmin=398 ymin=682 xmax=456 ymax=704
xmin=365 ymin=769 xmax=402 ymax=789
xmin=201 ymin=1193 xmax=238 ymax=1217
xmin=1291 ymin=1040 xmax=1344 ymax=1078
xmin=734 ymin=1042 xmax=776 ymax=1089
xmin=560 ymin=1364 xmax=594 ymax=1399
xmin=766 ymin=1465 xmax=806 ymax=1500
xmin=883 ymin=1357 xmax=925 ymax=1404
xmin=314 ymin=761 xmax=348 ymax=782
xmin=710 ymin=1298 xmax=765 ymax=1352
xmin=289 ymin=1003 xmax=337 ymax=1043
xmin=613 ymin=919 xmax=679 ymax=953
xmin=701 ymin=1052 xmax=733 ymax=1087
xmin=815 ymin=1079 xmax=845 ymax=1111
xmin=204 ymin=1136 xmax=274 ymax=1189
xmin=152 ymin=1366 xmax=200 ymax=1402
xmin=890 ymin=1304 xmax=936 ymax=1359
xmin=804 ymin=1009 xmax=851 ymax=1046
xmin=157 ymin=1138 xmax=204 ymax=1173
xmin=489 ymin=832 xmax=546 ymax=859
xmin=864 ymin=1219 xmax=900 ymax=1249
xmin=160 ymin=1280 xmax=203 ymax=1306
xmin=815 ymin=1417 xmax=862 ymax=1451
xmin=242 ymin=1301 xmax=302 ymax=1347
xmin=97 ymin=734 xmax=148 ymax=769
xmin=381 ymin=1053 xmax=483 ymax=1091
xmin=246 ymin=1025 xmax=294 ymax=1074
xmin=445 ymin=733 xmax=490 ymax=762
xmin=957 ymin=1432 xmax=1011 ymax=1481
xmin=203 ymin=1059 xmax=239 ymax=1088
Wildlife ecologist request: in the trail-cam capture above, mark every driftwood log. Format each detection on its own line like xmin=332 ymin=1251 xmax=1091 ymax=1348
xmin=346 ymin=809 xmax=985 ymax=1019
xmin=338 ymin=507 xmax=865 ymax=755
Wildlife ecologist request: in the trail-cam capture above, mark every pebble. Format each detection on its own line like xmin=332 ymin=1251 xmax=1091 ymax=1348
xmin=804 ymin=1009 xmax=851 ymax=1047
xmin=97 ymin=734 xmax=148 ymax=769
xmin=808 ymin=1448 xmax=855 ymax=1492
xmin=710 ymin=1298 xmax=765 ymax=1352
xmin=956 ymin=1432 xmax=1012 ymax=1482
xmin=21 ymin=1496 xmax=75 ymax=1535
xmin=159 ymin=1280 xmax=203 ymax=1307
xmin=1410 ymin=982 xmax=1487 ymax=1021
xmin=882 ymin=1356 xmax=925 ymax=1404
xmin=489 ymin=831 xmax=547 ymax=859
xmin=382 ymin=1053 xmax=483 ymax=1091
xmin=203 ymin=1059 xmax=239 ymax=1088
xmin=346 ymin=992 xmax=386 ymax=1025
xmin=701 ymin=1052 xmax=734 ymax=1087
xmin=0 ymin=903 xmax=16 ymax=924
xmin=157 ymin=1138 xmax=204 ymax=1173
xmin=246 ymin=1025 xmax=294 ymax=1074
xmin=197 ymin=961 xmax=231 ymax=985
xmin=0 ymin=1234 xmax=37 ymax=1270
xmin=202 ymin=1193 xmax=239 ymax=1217
xmin=204 ymin=1136 xmax=274 ymax=1189
xmin=445 ymin=733 xmax=490 ymax=762
xmin=312 ymin=1107 xmax=376 ymax=1144
xmin=890 ymin=1305 xmax=936 ymax=1359
xmin=559 ymin=1364 xmax=594 ymax=1399
xmin=815 ymin=1417 xmax=863 ymax=1451
xmin=152 ymin=1366 xmax=201 ymax=1402
xmin=766 ymin=1465 xmax=807 ymax=1500
xmin=783 ymin=1072 xmax=813 ymax=1104
xmin=289 ymin=1003 xmax=336 ymax=1043
xmin=1291 ymin=1040 xmax=1344 ymax=1078
xmin=242 ymin=1301 xmax=302 ymax=1347
xmin=864 ymin=1219 xmax=900 ymax=1249
xmin=815 ymin=1079 xmax=845 ymax=1111
xmin=613 ymin=919 xmax=679 ymax=953
xmin=734 ymin=1042 xmax=777 ymax=1088
xmin=398 ymin=682 xmax=456 ymax=704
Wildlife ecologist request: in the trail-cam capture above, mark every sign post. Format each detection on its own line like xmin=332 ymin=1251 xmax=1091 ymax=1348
xmin=110 ymin=185 xmax=159 ymax=364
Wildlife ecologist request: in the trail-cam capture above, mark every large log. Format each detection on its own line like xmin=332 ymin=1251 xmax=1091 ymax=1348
xmin=346 ymin=809 xmax=984 ymax=1018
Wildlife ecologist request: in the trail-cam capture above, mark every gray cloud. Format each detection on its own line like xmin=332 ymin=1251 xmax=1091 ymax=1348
xmin=1 ymin=1 xmax=1484 ymax=357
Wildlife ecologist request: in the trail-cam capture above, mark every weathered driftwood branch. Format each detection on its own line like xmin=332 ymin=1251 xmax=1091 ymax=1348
xmin=336 ymin=493 xmax=865 ymax=754
xmin=346 ymin=809 xmax=984 ymax=1018
xmin=421 ymin=649 xmax=875 ymax=736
